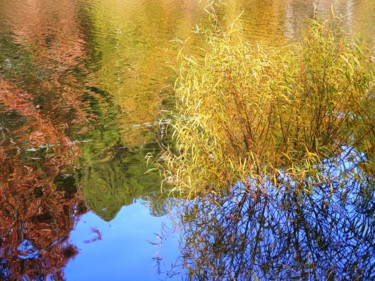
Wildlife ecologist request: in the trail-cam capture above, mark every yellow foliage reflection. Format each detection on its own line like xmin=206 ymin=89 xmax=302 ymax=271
xmin=85 ymin=0 xmax=202 ymax=147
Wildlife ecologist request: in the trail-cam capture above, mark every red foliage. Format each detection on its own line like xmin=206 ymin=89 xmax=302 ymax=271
xmin=0 ymin=79 xmax=87 ymax=280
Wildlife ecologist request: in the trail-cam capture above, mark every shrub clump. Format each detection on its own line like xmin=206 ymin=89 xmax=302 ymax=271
xmin=160 ymin=16 xmax=375 ymax=198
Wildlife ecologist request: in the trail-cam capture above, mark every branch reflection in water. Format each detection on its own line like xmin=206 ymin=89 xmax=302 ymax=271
xmin=169 ymin=148 xmax=375 ymax=280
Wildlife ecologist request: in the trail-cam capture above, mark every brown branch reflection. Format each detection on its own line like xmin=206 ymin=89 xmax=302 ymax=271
xmin=173 ymin=150 xmax=375 ymax=280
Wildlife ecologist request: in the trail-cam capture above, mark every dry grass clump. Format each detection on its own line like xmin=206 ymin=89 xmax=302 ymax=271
xmin=160 ymin=14 xmax=375 ymax=198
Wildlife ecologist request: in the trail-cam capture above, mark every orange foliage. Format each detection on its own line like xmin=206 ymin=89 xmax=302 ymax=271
xmin=0 ymin=79 xmax=87 ymax=280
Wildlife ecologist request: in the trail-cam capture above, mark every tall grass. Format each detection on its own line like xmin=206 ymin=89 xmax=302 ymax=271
xmin=159 ymin=10 xmax=375 ymax=198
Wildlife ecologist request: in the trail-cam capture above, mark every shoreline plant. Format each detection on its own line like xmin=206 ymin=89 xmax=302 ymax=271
xmin=159 ymin=7 xmax=375 ymax=199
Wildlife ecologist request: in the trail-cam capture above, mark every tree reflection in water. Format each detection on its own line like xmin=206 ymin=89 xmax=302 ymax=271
xmin=174 ymin=149 xmax=375 ymax=280
xmin=0 ymin=1 xmax=93 ymax=277
xmin=0 ymin=82 xmax=88 ymax=280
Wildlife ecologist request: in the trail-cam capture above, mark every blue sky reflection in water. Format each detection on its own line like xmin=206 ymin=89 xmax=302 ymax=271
xmin=65 ymin=202 xmax=181 ymax=281
xmin=175 ymin=147 xmax=375 ymax=280
xmin=0 ymin=0 xmax=374 ymax=280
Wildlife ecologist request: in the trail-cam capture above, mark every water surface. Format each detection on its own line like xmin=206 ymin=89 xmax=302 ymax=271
xmin=0 ymin=0 xmax=375 ymax=280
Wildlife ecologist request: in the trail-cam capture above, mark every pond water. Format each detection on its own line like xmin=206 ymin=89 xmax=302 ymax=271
xmin=0 ymin=0 xmax=375 ymax=280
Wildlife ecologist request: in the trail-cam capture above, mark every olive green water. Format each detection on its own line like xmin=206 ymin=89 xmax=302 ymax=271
xmin=0 ymin=0 xmax=375 ymax=280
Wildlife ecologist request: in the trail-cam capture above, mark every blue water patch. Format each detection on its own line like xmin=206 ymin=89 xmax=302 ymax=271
xmin=17 ymin=239 xmax=39 ymax=260
xmin=64 ymin=200 xmax=182 ymax=281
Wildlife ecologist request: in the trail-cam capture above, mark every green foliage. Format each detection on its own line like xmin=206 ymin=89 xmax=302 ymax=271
xmin=80 ymin=146 xmax=164 ymax=221
xmin=159 ymin=13 xmax=375 ymax=198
